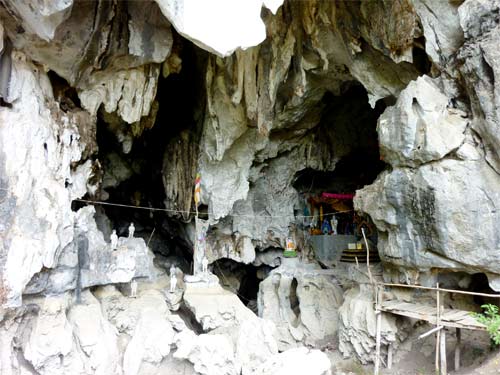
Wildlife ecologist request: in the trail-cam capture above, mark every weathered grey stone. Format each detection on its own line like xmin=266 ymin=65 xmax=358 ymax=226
xmin=0 ymin=55 xmax=92 ymax=307
xmin=1 ymin=0 xmax=172 ymax=124
xmin=378 ymin=75 xmax=468 ymax=168
xmin=338 ymin=285 xmax=397 ymax=364
xmin=122 ymin=296 xmax=175 ymax=375
xmin=25 ymin=206 xmax=155 ymax=297
xmin=1 ymin=0 xmax=73 ymax=41
xmin=258 ymin=259 xmax=343 ymax=350
xmin=457 ymin=0 xmax=500 ymax=173
xmin=235 ymin=319 xmax=279 ymax=375
xmin=183 ymin=282 xmax=255 ymax=331
xmin=2 ymin=0 xmax=500 ymax=374
xmin=410 ymin=0 xmax=464 ymax=66
xmin=174 ymin=330 xmax=237 ymax=375
xmin=22 ymin=291 xmax=121 ymax=375
xmin=355 ymin=159 xmax=500 ymax=288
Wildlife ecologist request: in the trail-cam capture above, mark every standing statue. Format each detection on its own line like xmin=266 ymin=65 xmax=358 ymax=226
xmin=202 ymin=256 xmax=209 ymax=274
xmin=170 ymin=272 xmax=177 ymax=293
xmin=331 ymin=216 xmax=338 ymax=235
xmin=110 ymin=230 xmax=118 ymax=250
xmin=128 ymin=222 xmax=135 ymax=238
xmin=130 ymin=279 xmax=137 ymax=298
xmin=170 ymin=264 xmax=176 ymax=277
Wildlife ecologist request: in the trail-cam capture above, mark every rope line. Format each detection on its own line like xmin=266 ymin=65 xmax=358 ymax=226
xmin=74 ymin=198 xmax=355 ymax=219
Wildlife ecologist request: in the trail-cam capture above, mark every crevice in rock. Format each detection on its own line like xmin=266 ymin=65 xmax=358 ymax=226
xmin=47 ymin=70 xmax=82 ymax=112
xmin=213 ymin=258 xmax=273 ymax=313
xmin=289 ymin=277 xmax=300 ymax=325
xmin=468 ymin=273 xmax=499 ymax=307
xmin=412 ymin=37 xmax=432 ymax=76
xmin=177 ymin=303 xmax=204 ymax=334
xmin=482 ymin=56 xmax=495 ymax=86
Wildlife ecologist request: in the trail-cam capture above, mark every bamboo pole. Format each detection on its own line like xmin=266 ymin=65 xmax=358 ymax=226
xmin=387 ymin=343 xmax=393 ymax=370
xmin=362 ymin=228 xmax=373 ymax=284
xmin=455 ymin=328 xmax=461 ymax=371
xmin=418 ymin=326 xmax=443 ymax=340
xmin=440 ymin=329 xmax=447 ymax=375
xmin=377 ymin=282 xmax=500 ymax=299
xmin=436 ymin=282 xmax=440 ymax=375
xmin=374 ymin=285 xmax=382 ymax=375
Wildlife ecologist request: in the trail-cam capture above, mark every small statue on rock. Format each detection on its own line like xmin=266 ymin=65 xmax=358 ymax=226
xmin=331 ymin=216 xmax=338 ymax=235
xmin=170 ymin=272 xmax=177 ymax=293
xmin=110 ymin=230 xmax=118 ymax=250
xmin=128 ymin=222 xmax=135 ymax=238
xmin=130 ymin=279 xmax=137 ymax=298
xmin=202 ymin=256 xmax=209 ymax=274
xmin=321 ymin=218 xmax=332 ymax=234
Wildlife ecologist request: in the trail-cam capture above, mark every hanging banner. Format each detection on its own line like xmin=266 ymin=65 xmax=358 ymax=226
xmin=194 ymin=217 xmax=209 ymax=274
xmin=321 ymin=192 xmax=355 ymax=200
xmin=194 ymin=172 xmax=201 ymax=207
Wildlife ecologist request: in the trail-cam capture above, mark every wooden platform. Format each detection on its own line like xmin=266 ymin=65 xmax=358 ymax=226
xmin=380 ymin=300 xmax=486 ymax=331
xmin=340 ymin=247 xmax=380 ymax=263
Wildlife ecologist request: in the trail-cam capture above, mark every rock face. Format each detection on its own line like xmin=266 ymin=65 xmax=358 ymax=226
xmin=1 ymin=0 xmax=500 ymax=374
xmin=338 ymin=285 xmax=397 ymax=364
xmin=25 ymin=206 xmax=155 ymax=298
xmin=355 ymin=72 xmax=500 ymax=287
xmin=0 ymin=55 xmax=92 ymax=307
xmin=258 ymin=259 xmax=343 ymax=350
xmin=181 ymin=281 xmax=280 ymax=375
xmin=378 ymin=76 xmax=468 ymax=168
xmin=183 ymin=282 xmax=256 ymax=331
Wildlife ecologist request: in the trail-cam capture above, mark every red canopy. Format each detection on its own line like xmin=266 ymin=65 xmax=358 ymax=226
xmin=321 ymin=192 xmax=355 ymax=200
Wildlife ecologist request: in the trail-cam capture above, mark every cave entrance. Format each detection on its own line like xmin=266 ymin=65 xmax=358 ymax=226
xmin=75 ymin=37 xmax=207 ymax=271
xmin=213 ymin=258 xmax=273 ymax=313
xmin=292 ymin=84 xmax=386 ymax=267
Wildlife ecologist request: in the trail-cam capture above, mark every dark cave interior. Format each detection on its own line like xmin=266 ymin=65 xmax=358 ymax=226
xmin=78 ymin=40 xmax=207 ymax=266
xmin=66 ymin=38 xmax=393 ymax=278
xmin=213 ymin=258 xmax=272 ymax=310
xmin=292 ymin=84 xmax=386 ymax=244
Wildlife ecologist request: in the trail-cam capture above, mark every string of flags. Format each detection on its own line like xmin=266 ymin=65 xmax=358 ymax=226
xmin=194 ymin=172 xmax=201 ymax=216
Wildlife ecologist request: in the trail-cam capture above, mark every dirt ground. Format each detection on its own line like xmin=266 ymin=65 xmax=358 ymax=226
xmin=326 ymin=325 xmax=497 ymax=375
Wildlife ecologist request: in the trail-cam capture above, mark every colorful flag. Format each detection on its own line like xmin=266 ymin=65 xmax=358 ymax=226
xmin=194 ymin=173 xmax=201 ymax=207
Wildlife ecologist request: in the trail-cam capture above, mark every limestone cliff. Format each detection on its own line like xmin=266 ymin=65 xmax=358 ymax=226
xmin=0 ymin=0 xmax=499 ymax=374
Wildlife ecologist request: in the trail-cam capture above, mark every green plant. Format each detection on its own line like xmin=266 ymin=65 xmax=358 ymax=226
xmin=473 ymin=304 xmax=500 ymax=346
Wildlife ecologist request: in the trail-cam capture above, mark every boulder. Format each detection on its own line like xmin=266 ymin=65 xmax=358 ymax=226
xmin=174 ymin=330 xmax=238 ymax=375
xmin=25 ymin=206 xmax=155 ymax=296
xmin=122 ymin=296 xmax=175 ymax=375
xmin=258 ymin=259 xmax=343 ymax=350
xmin=378 ymin=75 xmax=468 ymax=168
xmin=22 ymin=291 xmax=121 ymax=375
xmin=183 ymin=282 xmax=255 ymax=331
xmin=355 ymin=158 xmax=500 ymax=288
xmin=235 ymin=319 xmax=279 ymax=375
xmin=338 ymin=285 xmax=397 ymax=364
